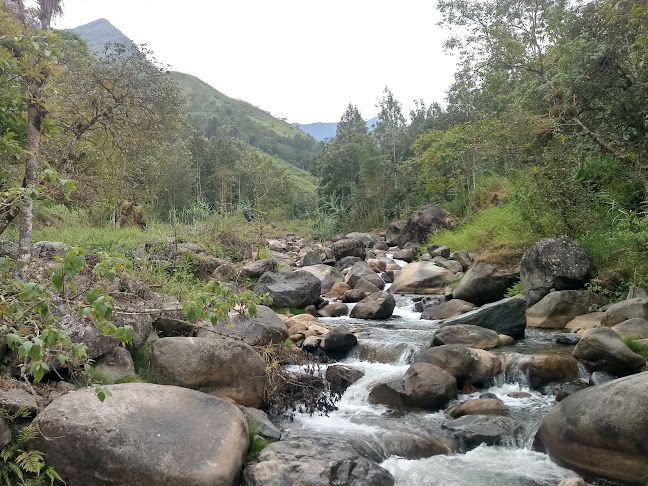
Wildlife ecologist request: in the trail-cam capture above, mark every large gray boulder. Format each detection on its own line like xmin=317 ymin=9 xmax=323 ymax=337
xmin=432 ymin=325 xmax=499 ymax=350
xmin=612 ymin=318 xmax=648 ymax=340
xmin=600 ymin=298 xmax=648 ymax=327
xmin=350 ymin=291 xmax=396 ymax=320
xmin=335 ymin=256 xmax=362 ymax=272
xmin=501 ymin=353 xmax=579 ymax=388
xmin=440 ymin=295 xmax=527 ymax=339
xmin=241 ymin=259 xmax=278 ymax=279
xmin=520 ymin=237 xmax=597 ymax=306
xmin=385 ymin=221 xmax=405 ymax=247
xmin=421 ymin=299 xmax=474 ymax=320
xmin=414 ymin=345 xmax=501 ymax=386
xmin=323 ymin=326 xmax=358 ymax=356
xmin=31 ymin=383 xmax=249 ymax=486
xmin=397 ymin=205 xmax=456 ymax=246
xmin=533 ymin=373 xmax=648 ymax=484
xmin=92 ymin=346 xmax=135 ymax=382
xmin=332 ymin=238 xmax=365 ymax=260
xmin=254 ymin=271 xmax=321 ymax=309
xmin=196 ymin=305 xmax=288 ymax=346
xmin=150 ymin=337 xmax=266 ymax=407
xmin=572 ymin=328 xmax=646 ymax=376
xmin=389 ymin=262 xmax=455 ymax=294
xmin=300 ymin=250 xmax=323 ymax=267
xmin=345 ymin=232 xmax=375 ymax=247
xmin=346 ymin=261 xmax=385 ymax=290
xmin=452 ymin=262 xmax=519 ymax=306
xmin=526 ymin=290 xmax=607 ymax=329
xmin=299 ymin=264 xmax=344 ymax=293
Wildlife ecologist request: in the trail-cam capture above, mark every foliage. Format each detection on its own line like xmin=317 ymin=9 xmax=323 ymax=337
xmin=504 ymin=281 xmax=522 ymax=298
xmin=623 ymin=337 xmax=648 ymax=359
xmin=0 ymin=425 xmax=63 ymax=486
xmin=247 ymin=425 xmax=273 ymax=459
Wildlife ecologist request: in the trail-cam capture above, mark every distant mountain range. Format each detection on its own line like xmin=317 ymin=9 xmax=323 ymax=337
xmin=293 ymin=117 xmax=379 ymax=141
xmin=72 ymin=18 xmax=133 ymax=52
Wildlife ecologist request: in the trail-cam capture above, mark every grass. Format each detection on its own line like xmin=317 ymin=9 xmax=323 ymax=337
xmin=247 ymin=425 xmax=273 ymax=459
xmin=624 ymin=337 xmax=648 ymax=359
xmin=131 ymin=344 xmax=157 ymax=383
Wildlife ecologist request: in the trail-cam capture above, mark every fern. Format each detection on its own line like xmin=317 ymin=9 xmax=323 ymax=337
xmin=0 ymin=426 xmax=64 ymax=486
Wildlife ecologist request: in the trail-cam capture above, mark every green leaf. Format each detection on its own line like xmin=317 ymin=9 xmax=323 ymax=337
xmin=51 ymin=274 xmax=64 ymax=291
xmin=28 ymin=344 xmax=42 ymax=362
xmin=57 ymin=354 xmax=66 ymax=365
xmin=33 ymin=367 xmax=44 ymax=383
xmin=0 ymin=257 xmax=10 ymax=273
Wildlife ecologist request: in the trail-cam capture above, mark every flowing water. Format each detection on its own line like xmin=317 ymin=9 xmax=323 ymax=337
xmin=278 ymin=294 xmax=625 ymax=486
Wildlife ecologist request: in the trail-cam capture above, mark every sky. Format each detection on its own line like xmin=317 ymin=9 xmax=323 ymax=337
xmin=54 ymin=0 xmax=458 ymax=124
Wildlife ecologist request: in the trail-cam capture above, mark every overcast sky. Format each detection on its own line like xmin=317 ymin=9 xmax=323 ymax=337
xmin=54 ymin=0 xmax=458 ymax=124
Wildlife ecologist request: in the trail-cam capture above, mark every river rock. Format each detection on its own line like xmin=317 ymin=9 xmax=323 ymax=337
xmin=600 ymin=298 xmax=648 ymax=327
xmin=342 ymin=288 xmax=371 ymax=303
xmin=350 ymin=291 xmax=396 ymax=320
xmin=389 ymin=262 xmax=455 ymax=294
xmin=237 ymin=405 xmax=282 ymax=440
xmin=368 ymin=258 xmax=388 ymax=273
xmin=557 ymin=479 xmax=589 ymax=486
xmin=326 ymin=365 xmax=366 ymax=394
xmin=254 ymin=271 xmax=321 ymax=308
xmin=324 ymin=326 xmax=358 ymax=356
xmin=403 ymin=363 xmax=458 ymax=410
xmin=354 ymin=278 xmax=382 ymax=294
xmin=331 ymin=281 xmax=351 ymax=297
xmin=573 ymin=327 xmax=646 ymax=375
xmin=533 ymin=373 xmax=648 ymax=484
xmin=422 ymin=299 xmax=475 ymax=320
xmin=555 ymin=333 xmax=581 ymax=345
xmin=31 ymin=383 xmax=249 ymax=486
xmin=391 ymin=249 xmax=414 ymax=262
xmin=398 ymin=205 xmax=456 ymax=246
xmin=611 ymin=317 xmax=648 ymax=340
xmin=447 ymin=398 xmax=508 ymax=418
xmin=429 ymin=245 xmax=451 ymax=259
xmin=300 ymin=264 xmax=344 ymax=293
xmin=150 ymin=337 xmax=266 ymax=407
xmin=432 ymin=324 xmax=499 ymax=349
xmin=503 ymin=353 xmax=579 ymax=388
xmin=242 ymin=438 xmax=395 ymax=486
xmin=452 ymin=262 xmax=519 ymax=306
xmin=300 ymin=251 xmax=323 ymax=267
xmin=332 ymin=238 xmax=366 ymax=260
xmin=335 ymin=256 xmax=363 ymax=272
xmin=526 ymin=291 xmax=606 ymax=329
xmin=346 ymin=232 xmax=375 ymax=247
xmin=414 ymin=345 xmax=502 ymax=386
xmin=440 ymin=295 xmax=527 ymax=339
xmin=443 ymin=415 xmax=523 ymax=449
xmin=92 ymin=346 xmax=135 ymax=382
xmin=450 ymin=250 xmax=473 ymax=271
xmin=346 ymin=261 xmax=386 ymax=290
xmin=520 ymin=237 xmax=597 ymax=306
xmin=386 ymin=221 xmax=405 ymax=246
xmin=317 ymin=302 xmax=349 ymax=318
xmin=196 ymin=305 xmax=288 ymax=346
xmin=435 ymin=259 xmax=463 ymax=274
xmin=564 ymin=312 xmax=605 ymax=332
xmin=241 ymin=259 xmax=278 ymax=278
xmin=588 ymin=370 xmax=616 ymax=386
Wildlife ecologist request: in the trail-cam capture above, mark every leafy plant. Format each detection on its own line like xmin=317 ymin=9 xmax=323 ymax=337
xmin=258 ymin=245 xmax=270 ymax=259
xmin=0 ymin=425 xmax=63 ymax=486
xmin=624 ymin=337 xmax=648 ymax=359
xmin=505 ymin=281 xmax=522 ymax=298
xmin=247 ymin=425 xmax=272 ymax=459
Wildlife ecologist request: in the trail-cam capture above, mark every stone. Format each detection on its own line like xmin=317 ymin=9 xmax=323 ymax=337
xmin=150 ymin=337 xmax=266 ymax=407
xmin=435 ymin=259 xmax=463 ymax=274
xmin=564 ymin=312 xmax=605 ymax=332
xmin=450 ymin=250 xmax=472 ymax=271
xmin=443 ymin=415 xmax=523 ymax=449
xmin=342 ymin=288 xmax=371 ymax=303
xmin=241 ymin=259 xmax=278 ymax=279
xmin=332 ymin=238 xmax=366 ymax=260
xmin=346 ymin=261 xmax=385 ymax=290
xmin=0 ymin=417 xmax=10 ymax=449
xmin=402 ymin=363 xmax=457 ymax=410
xmin=350 ymin=291 xmax=396 ymax=320
xmin=422 ymin=299 xmax=475 ymax=320
xmin=572 ymin=327 xmax=646 ymax=376
xmin=300 ymin=264 xmax=344 ymax=293
xmin=533 ymin=373 xmax=648 ymax=484
xmin=354 ymin=278 xmax=382 ymax=294
xmin=386 ymin=221 xmax=405 ymax=246
xmin=440 ymin=295 xmax=527 ymax=339
xmin=398 ymin=205 xmax=456 ymax=247
xmin=367 ymin=258 xmax=387 ymax=273
xmin=612 ymin=318 xmax=648 ymax=340
xmin=414 ymin=345 xmax=502 ymax=386
xmin=452 ymin=262 xmax=519 ymax=306
xmin=526 ymin=291 xmax=607 ymax=329
xmin=323 ymin=326 xmax=358 ymax=357
xmin=429 ymin=245 xmax=451 ymax=259
xmin=555 ymin=333 xmax=581 ymax=345
xmin=374 ymin=240 xmax=389 ymax=251
xmin=301 ymin=250 xmax=323 ymax=267
xmin=254 ymin=271 xmax=321 ymax=309
xmin=520 ymin=236 xmax=597 ymax=306
xmin=33 ymin=241 xmax=69 ymax=259
xmin=392 ymin=249 xmax=414 ymax=262
xmin=345 ymin=232 xmax=375 ymax=247
xmin=31 ymin=383 xmax=249 ymax=486
xmin=498 ymin=334 xmax=515 ymax=346
xmin=432 ymin=324 xmax=499 ymax=349
xmin=335 ymin=256 xmax=363 ymax=272
xmin=317 ymin=302 xmax=349 ymax=318
xmin=600 ymin=298 xmax=648 ymax=327
xmin=92 ymin=346 xmax=135 ymax=382
xmin=627 ymin=286 xmax=648 ymax=300
xmin=588 ymin=370 xmax=616 ymax=386
xmin=212 ymin=263 xmax=237 ymax=281
xmin=196 ymin=305 xmax=288 ymax=346
xmin=237 ymin=406 xmax=281 ymax=440
xmin=152 ymin=316 xmax=195 ymax=337
xmin=502 ymin=353 xmax=579 ymax=388
xmin=389 ymin=262 xmax=455 ymax=294
xmin=326 ymin=365 xmax=366 ymax=394
xmin=0 ymin=388 xmax=39 ymax=416
xmin=331 ymin=281 xmax=351 ymax=297
xmin=557 ymin=480 xmax=589 ymax=486
xmin=447 ymin=398 xmax=508 ymax=418
xmin=0 ymin=240 xmax=18 ymax=258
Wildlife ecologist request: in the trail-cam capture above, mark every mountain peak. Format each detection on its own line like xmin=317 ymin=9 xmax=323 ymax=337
xmin=72 ymin=18 xmax=133 ymax=52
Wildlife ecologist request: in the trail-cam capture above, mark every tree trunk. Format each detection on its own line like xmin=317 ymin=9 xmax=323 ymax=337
xmin=18 ymin=100 xmax=45 ymax=276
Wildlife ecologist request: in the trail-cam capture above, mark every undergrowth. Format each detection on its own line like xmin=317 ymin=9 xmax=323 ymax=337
xmin=624 ymin=337 xmax=648 ymax=359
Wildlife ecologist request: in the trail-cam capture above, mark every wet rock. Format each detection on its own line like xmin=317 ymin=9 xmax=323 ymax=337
xmin=254 ymin=271 xmax=321 ymax=308
xmin=443 ymin=415 xmax=523 ymax=449
xmin=326 ymin=365 xmax=366 ymax=394
xmin=520 ymin=237 xmax=597 ymax=306
xmin=450 ymin=250 xmax=472 ymax=271
xmin=346 ymin=261 xmax=386 ymax=290
xmin=397 ymin=206 xmax=456 ymax=247
xmin=150 ymin=337 xmax=266 ymax=407
xmin=346 ymin=232 xmax=375 ymax=247
xmin=374 ymin=240 xmax=389 ymax=251
xmin=432 ymin=324 xmax=499 ymax=349
xmin=503 ymin=354 xmax=580 ymax=388
xmin=317 ymin=302 xmax=349 ymax=318
xmin=350 ymin=291 xmax=396 ymax=320
xmin=92 ymin=346 xmax=135 ymax=382
xmin=588 ymin=370 xmax=616 ymax=386
xmin=300 ymin=264 xmax=344 ymax=293
xmin=453 ymin=262 xmax=519 ymax=306
xmin=421 ymin=299 xmax=474 ymax=320
xmin=238 ymin=406 xmax=281 ymax=440
xmin=526 ymin=291 xmax=607 ymax=329
xmin=552 ymin=381 xmax=590 ymax=402
xmin=414 ymin=345 xmax=502 ymax=386
xmin=612 ymin=318 xmax=648 ymax=339
xmin=31 ymin=383 xmax=249 ymax=486
xmin=534 ymin=373 xmax=648 ymax=484
xmin=389 ymin=262 xmax=455 ymax=294
xmin=557 ymin=479 xmax=589 ymax=486
xmin=335 ymin=256 xmax=363 ymax=272
xmin=498 ymin=334 xmax=515 ymax=346
xmin=601 ymin=299 xmax=648 ymax=327
xmin=323 ymin=326 xmax=358 ymax=357
xmin=447 ymin=398 xmax=508 ymax=418
xmin=196 ymin=305 xmax=288 ymax=346
xmin=403 ymin=363 xmax=457 ymax=410
xmin=332 ymin=238 xmax=366 ymax=260
xmin=555 ymin=333 xmax=581 ymax=345
xmin=241 ymin=259 xmax=278 ymax=278
xmin=564 ymin=312 xmax=605 ymax=333
xmin=572 ymin=327 xmax=646 ymax=376
xmin=440 ymin=295 xmax=527 ymax=339
xmin=367 ymin=258 xmax=387 ymax=273
xmin=331 ymin=281 xmax=351 ymax=297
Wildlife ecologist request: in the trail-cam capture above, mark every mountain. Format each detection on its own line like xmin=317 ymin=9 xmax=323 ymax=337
xmin=72 ymin=18 xmax=133 ymax=53
xmin=293 ymin=117 xmax=379 ymax=141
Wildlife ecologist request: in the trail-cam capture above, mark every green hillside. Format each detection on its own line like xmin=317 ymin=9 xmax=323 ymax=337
xmin=169 ymin=71 xmax=319 ymax=170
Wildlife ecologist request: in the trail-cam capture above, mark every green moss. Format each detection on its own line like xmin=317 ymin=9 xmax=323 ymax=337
xmin=624 ymin=337 xmax=648 ymax=359
xmin=247 ymin=426 xmax=273 ymax=459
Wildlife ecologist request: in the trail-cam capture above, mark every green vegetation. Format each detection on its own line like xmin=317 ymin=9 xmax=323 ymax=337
xmin=131 ymin=344 xmax=156 ymax=384
xmin=624 ymin=337 xmax=648 ymax=359
xmin=0 ymin=425 xmax=63 ymax=486
xmin=247 ymin=425 xmax=273 ymax=459
xmin=505 ymin=281 xmax=522 ymax=298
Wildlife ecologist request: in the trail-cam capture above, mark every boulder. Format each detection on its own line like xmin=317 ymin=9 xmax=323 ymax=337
xmin=398 ymin=205 xmax=456 ymax=246
xmin=150 ymin=337 xmax=266 ymax=407
xmin=31 ymin=383 xmax=249 ymax=486
xmin=432 ymin=324 xmax=499 ymax=349
xmin=317 ymin=302 xmax=349 ymax=318
xmin=600 ymin=298 xmax=648 ymax=327
xmin=392 ymin=249 xmax=414 ymax=262
xmin=557 ymin=480 xmax=589 ymax=486
xmin=346 ymin=232 xmax=375 ymax=247
xmin=434 ymin=259 xmax=463 ymax=274
xmin=254 ymin=271 xmax=321 ymax=309
xmin=350 ymin=291 xmax=396 ymax=320
xmin=421 ymin=299 xmax=474 ymax=320
xmin=440 ymin=295 xmax=527 ymax=339
xmin=354 ymin=278 xmax=382 ymax=294
xmin=589 ymin=370 xmax=616 ymax=386
xmin=342 ymin=289 xmax=371 ymax=303
xmin=0 ymin=388 xmax=39 ymax=416
xmin=331 ymin=282 xmax=351 ymax=297
xmin=555 ymin=333 xmax=581 ymax=345
xmin=335 ymin=256 xmax=362 ymax=272
xmin=447 ymin=398 xmax=508 ymax=419
xmin=612 ymin=318 xmax=648 ymax=340
xmin=346 ymin=261 xmax=385 ymax=290
xmin=520 ymin=237 xmax=597 ymax=306
xmin=386 ymin=221 xmax=405 ymax=247
xmin=196 ymin=305 xmax=288 ymax=346
xmin=402 ymin=363 xmax=458 ymax=410
xmin=526 ymin=290 xmax=607 ymax=329
xmin=374 ymin=240 xmax=389 ymax=251
xmin=414 ymin=345 xmax=501 ymax=386
xmin=452 ymin=262 xmax=519 ymax=306
xmin=572 ymin=328 xmax=646 ymax=376
xmin=0 ymin=417 xmax=9 ymax=449
xmin=323 ymin=326 xmax=358 ymax=356
xmin=212 ymin=263 xmax=237 ymax=281
xmin=429 ymin=245 xmax=451 ymax=259
xmin=533 ymin=373 xmax=648 ymax=484
xmin=241 ymin=259 xmax=278 ymax=279
xmin=332 ymin=238 xmax=365 ymax=260
xmin=503 ymin=353 xmax=579 ymax=388
xmin=443 ymin=415 xmax=523 ymax=449
xmin=300 ymin=250 xmax=323 ymax=267
xmin=389 ymin=262 xmax=455 ymax=294
xmin=33 ymin=241 xmax=69 ymax=259
xmin=237 ymin=406 xmax=282 ymax=440
xmin=152 ymin=316 xmax=196 ymax=337
xmin=450 ymin=250 xmax=472 ymax=271
xmin=300 ymin=264 xmax=344 ymax=293
xmin=627 ymin=286 xmax=648 ymax=300
xmin=367 ymin=258 xmax=387 ymax=273
xmin=92 ymin=346 xmax=135 ymax=382
xmin=326 ymin=365 xmax=366 ymax=394
xmin=565 ymin=312 xmax=604 ymax=332
xmin=0 ymin=240 xmax=18 ymax=258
